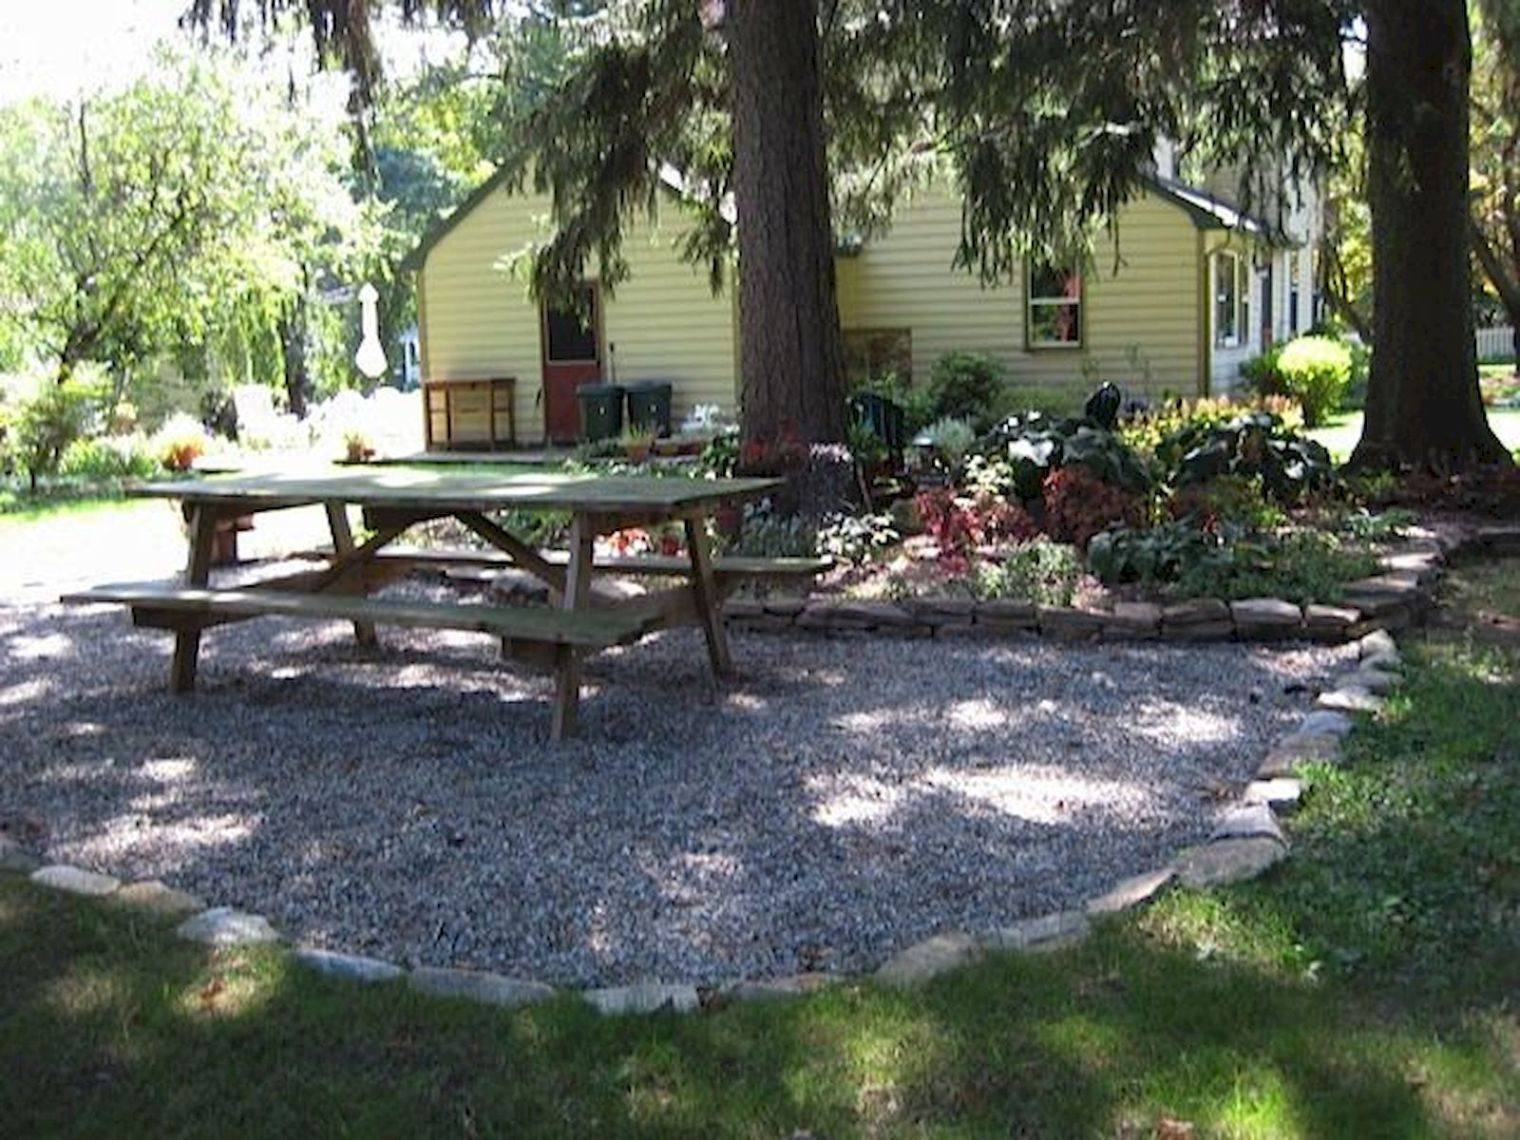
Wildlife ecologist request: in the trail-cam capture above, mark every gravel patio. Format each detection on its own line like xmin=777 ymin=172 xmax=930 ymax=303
xmin=0 ymin=557 xmax=1356 ymax=986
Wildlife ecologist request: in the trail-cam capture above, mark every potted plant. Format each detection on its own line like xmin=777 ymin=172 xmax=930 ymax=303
xmin=621 ymin=425 xmax=656 ymax=463
xmin=343 ymin=428 xmax=375 ymax=464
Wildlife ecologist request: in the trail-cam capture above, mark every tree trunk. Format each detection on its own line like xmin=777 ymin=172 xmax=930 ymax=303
xmin=278 ymin=290 xmax=311 ymax=419
xmin=730 ymin=0 xmax=848 ymax=446
xmin=1351 ymin=0 xmax=1509 ymax=471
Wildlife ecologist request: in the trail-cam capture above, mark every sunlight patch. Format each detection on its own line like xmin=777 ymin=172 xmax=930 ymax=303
xmin=920 ymin=764 xmax=1151 ymax=824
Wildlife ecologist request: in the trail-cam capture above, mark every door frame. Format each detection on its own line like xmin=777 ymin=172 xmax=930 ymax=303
xmin=539 ymin=282 xmax=605 ymax=444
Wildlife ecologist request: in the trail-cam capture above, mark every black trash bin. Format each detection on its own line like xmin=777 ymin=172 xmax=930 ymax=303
xmin=576 ymin=382 xmax=625 ymax=442
xmin=624 ymin=380 xmax=674 ymax=437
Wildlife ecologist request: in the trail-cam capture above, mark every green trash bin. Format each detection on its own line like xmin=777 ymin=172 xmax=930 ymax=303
xmin=576 ymin=382 xmax=625 ymax=442
xmin=625 ymin=380 xmax=673 ymax=437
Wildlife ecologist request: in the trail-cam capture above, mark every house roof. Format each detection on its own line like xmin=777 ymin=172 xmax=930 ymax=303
xmin=1143 ymin=175 xmax=1293 ymax=245
xmin=400 ymin=165 xmax=1293 ymax=274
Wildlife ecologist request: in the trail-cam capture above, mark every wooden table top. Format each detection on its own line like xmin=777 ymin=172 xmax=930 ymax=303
xmin=131 ymin=469 xmax=782 ymax=515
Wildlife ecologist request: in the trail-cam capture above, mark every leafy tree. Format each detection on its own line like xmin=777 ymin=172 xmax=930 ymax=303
xmin=192 ymin=0 xmax=1507 ymax=470
xmin=1471 ymin=0 xmax=1520 ymax=360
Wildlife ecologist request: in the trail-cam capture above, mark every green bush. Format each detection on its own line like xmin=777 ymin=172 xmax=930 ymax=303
xmin=1240 ymin=344 xmax=1286 ymax=397
xmin=979 ymin=412 xmax=1153 ymax=499
xmin=1160 ymin=412 xmax=1335 ymax=504
xmin=972 ymin=538 xmax=1084 ymax=606
xmin=14 ymin=381 xmax=101 ymax=491
xmin=1277 ymin=335 xmax=1353 ymax=427
xmin=919 ymin=416 xmax=977 ymax=468
xmin=929 ymin=352 xmax=1004 ymax=428
xmin=58 ymin=435 xmax=160 ymax=481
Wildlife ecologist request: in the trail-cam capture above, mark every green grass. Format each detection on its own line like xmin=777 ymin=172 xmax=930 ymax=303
xmin=0 ymin=486 xmax=136 ymax=525
xmin=1308 ymin=408 xmax=1520 ymax=463
xmin=3 ymin=579 xmax=1518 ymax=1137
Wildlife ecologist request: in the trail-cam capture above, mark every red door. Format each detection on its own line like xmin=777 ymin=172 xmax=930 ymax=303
xmin=541 ymin=286 xmax=602 ymax=443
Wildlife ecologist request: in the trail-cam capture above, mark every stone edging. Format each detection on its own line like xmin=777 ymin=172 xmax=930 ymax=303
xmin=10 ymin=522 xmax=1513 ymax=1014
xmin=725 ymin=525 xmax=1520 ymax=645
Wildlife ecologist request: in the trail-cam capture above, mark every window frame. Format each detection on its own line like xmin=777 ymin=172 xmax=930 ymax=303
xmin=1025 ymin=263 xmax=1085 ymax=351
xmin=1213 ymin=250 xmax=1248 ymax=350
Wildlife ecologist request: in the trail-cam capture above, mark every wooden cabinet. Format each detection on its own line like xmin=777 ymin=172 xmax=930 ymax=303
xmin=423 ymin=378 xmax=518 ymax=451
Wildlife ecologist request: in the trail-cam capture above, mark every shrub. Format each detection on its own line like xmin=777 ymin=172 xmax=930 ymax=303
xmin=857 ymin=372 xmax=936 ymax=434
xmin=929 ymin=352 xmax=1004 ymax=427
xmin=815 ymin=512 xmax=900 ymax=565
xmin=920 ymin=416 xmax=977 ymax=469
xmin=1160 ymin=412 xmax=1335 ymax=504
xmin=14 ymin=381 xmax=100 ymax=490
xmin=1042 ymin=464 xmax=1145 ymax=550
xmin=1240 ymin=344 xmax=1286 ymax=397
xmin=973 ymin=538 xmax=1084 ymax=606
xmin=1172 ymin=530 xmax=1381 ymax=606
xmin=727 ymin=510 xmax=819 ymax=559
xmin=59 ymin=435 xmax=160 ymax=481
xmin=980 ymin=412 xmax=1152 ymax=499
xmin=1276 ymin=335 xmax=1353 ymax=427
xmin=152 ymin=414 xmax=211 ymax=473
xmin=1119 ymin=394 xmax=1301 ymax=458
xmin=915 ymin=486 xmax=1037 ymax=565
xmin=1088 ymin=520 xmax=1209 ymax=587
xmin=1167 ymin=474 xmax=1286 ymax=533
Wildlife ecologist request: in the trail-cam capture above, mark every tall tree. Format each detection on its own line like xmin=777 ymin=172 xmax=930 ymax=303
xmin=1350 ymin=0 xmax=1508 ymax=469
xmin=1471 ymin=0 xmax=1520 ymax=360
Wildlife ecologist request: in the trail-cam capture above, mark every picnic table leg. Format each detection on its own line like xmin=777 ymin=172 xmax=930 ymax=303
xmin=324 ymin=502 xmax=379 ymax=648
xmin=170 ymin=505 xmax=219 ymax=694
xmin=684 ymin=516 xmax=734 ymax=679
xmin=551 ymin=515 xmax=595 ymax=740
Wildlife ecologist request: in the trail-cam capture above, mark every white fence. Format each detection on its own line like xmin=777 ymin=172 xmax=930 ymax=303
xmin=1477 ymin=325 xmax=1516 ymax=362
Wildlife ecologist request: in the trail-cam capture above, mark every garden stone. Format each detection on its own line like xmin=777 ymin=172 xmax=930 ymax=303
xmin=1317 ymin=687 xmax=1384 ymax=714
xmin=908 ymin=598 xmax=976 ymax=622
xmin=1358 ymin=630 xmax=1399 ymax=659
xmin=410 ymin=966 xmax=554 ymax=1007
xmin=725 ymin=973 xmax=839 ymax=1003
xmin=583 ymin=982 xmax=699 ymax=1015
xmin=1211 ymin=803 xmax=1285 ymax=844
xmin=1380 ymin=550 xmax=1443 ymax=583
xmin=1229 ymin=598 xmax=1303 ymax=637
xmin=763 ymin=598 xmax=806 ymax=617
xmin=1172 ymin=838 xmax=1287 ymax=888
xmin=0 ymin=836 xmax=41 ymax=874
xmin=1085 ymin=867 xmax=1175 ymax=916
xmin=1300 ymin=710 xmax=1355 ymax=737
xmin=294 ymin=948 xmax=405 ymax=984
xmin=1475 ymin=524 xmax=1520 ymax=554
xmin=1037 ymin=607 xmax=1104 ymax=640
xmin=1259 ymin=732 xmax=1343 ymax=777
xmin=1162 ymin=598 xmax=1230 ymax=625
xmin=1243 ymin=778 xmax=1303 ymax=812
xmin=1103 ymin=602 xmax=1161 ymax=639
xmin=112 ymin=880 xmax=203 ymax=917
xmin=722 ymin=600 xmax=765 ymax=620
xmin=1343 ymin=669 xmax=1396 ymax=695
xmin=975 ymin=600 xmax=1037 ymax=629
xmin=1361 ymin=650 xmax=1402 ymax=674
xmin=982 ymin=910 xmax=1090 ymax=953
xmin=30 ymin=864 xmax=120 ymax=897
xmin=1303 ymin=604 xmax=1361 ymax=640
xmin=876 ymin=933 xmax=981 ymax=987
xmin=832 ymin=601 xmax=915 ymax=629
xmin=176 ymin=907 xmax=279 ymax=946
xmin=797 ymin=603 xmax=850 ymax=630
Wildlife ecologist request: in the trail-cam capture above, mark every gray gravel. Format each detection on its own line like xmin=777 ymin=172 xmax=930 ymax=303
xmin=0 ymin=573 xmax=1354 ymax=985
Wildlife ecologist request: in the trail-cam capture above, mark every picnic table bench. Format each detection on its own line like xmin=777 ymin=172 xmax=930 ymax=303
xmin=61 ymin=468 xmax=813 ymax=740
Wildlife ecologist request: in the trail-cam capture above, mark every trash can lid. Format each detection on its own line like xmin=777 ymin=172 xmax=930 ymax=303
xmin=623 ymin=379 xmax=673 ymax=393
xmin=576 ymin=382 xmax=624 ymax=396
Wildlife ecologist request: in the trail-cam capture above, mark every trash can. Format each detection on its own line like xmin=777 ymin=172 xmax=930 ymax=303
xmin=625 ymin=380 xmax=674 ymax=437
xmin=576 ymin=382 xmax=625 ymax=442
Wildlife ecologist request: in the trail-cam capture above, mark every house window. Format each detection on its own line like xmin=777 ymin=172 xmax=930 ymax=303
xmin=1288 ymin=253 xmax=1301 ymax=332
xmin=544 ymin=286 xmax=599 ymax=363
xmin=1027 ymin=264 xmax=1083 ymax=348
xmin=843 ymin=328 xmax=913 ymax=384
xmin=1214 ymin=251 xmax=1250 ymax=349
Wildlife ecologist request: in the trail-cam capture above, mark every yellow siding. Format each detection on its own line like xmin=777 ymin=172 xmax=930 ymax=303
xmin=835 ymin=185 xmax=1204 ymax=404
xmin=420 ymin=185 xmax=737 ymax=440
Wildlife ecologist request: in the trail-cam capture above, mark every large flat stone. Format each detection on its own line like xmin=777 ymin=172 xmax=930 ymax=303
xmin=1162 ymin=598 xmax=1231 ymax=625
xmin=1317 ymin=687 xmax=1384 ymax=714
xmin=975 ymin=599 xmax=1037 ymax=629
xmin=1085 ymin=867 xmax=1176 ymax=916
xmin=295 ymin=948 xmax=406 ymax=984
xmin=1342 ymin=669 xmax=1396 ymax=695
xmin=1230 ymin=598 xmax=1303 ymax=636
xmin=1359 ymin=631 xmax=1398 ymax=660
xmin=1303 ymin=604 xmax=1362 ymax=636
xmin=876 ymin=932 xmax=981 ymax=986
xmin=1173 ymin=838 xmax=1287 ymax=888
xmin=1160 ymin=619 xmax=1234 ymax=642
xmin=982 ymin=910 xmax=1091 ymax=953
xmin=725 ymin=973 xmax=839 ymax=1002
xmin=1037 ymin=606 xmax=1104 ymax=639
xmin=176 ymin=907 xmax=279 ymax=946
xmin=410 ymin=966 xmax=554 ymax=1007
xmin=1103 ymin=601 xmax=1161 ymax=639
xmin=1242 ymin=778 xmax=1303 ymax=812
xmin=0 ymin=837 xmax=41 ymax=874
xmin=1360 ymin=649 xmax=1402 ymax=673
xmin=1258 ymin=731 xmax=1343 ymax=777
xmin=1300 ymin=710 xmax=1355 ymax=737
xmin=1212 ymin=803 xmax=1286 ymax=844
xmin=583 ymin=982 xmax=699 ymax=1015
xmin=112 ymin=880 xmax=204 ymax=917
xmin=30 ymin=864 xmax=120 ymax=897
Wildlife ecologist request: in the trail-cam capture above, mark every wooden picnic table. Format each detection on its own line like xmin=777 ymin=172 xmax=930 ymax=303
xmin=64 ymin=468 xmax=795 ymax=740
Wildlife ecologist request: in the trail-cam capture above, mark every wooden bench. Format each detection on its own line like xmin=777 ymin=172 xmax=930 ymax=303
xmin=61 ymin=584 xmax=657 ymax=721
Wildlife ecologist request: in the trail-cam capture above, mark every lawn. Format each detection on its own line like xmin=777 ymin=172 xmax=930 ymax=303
xmin=1308 ymin=408 xmax=1520 ymax=463
xmin=2 ymin=564 xmax=1517 ymax=1137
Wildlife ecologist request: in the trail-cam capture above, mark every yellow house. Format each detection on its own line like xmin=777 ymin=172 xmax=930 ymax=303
xmin=405 ymin=168 xmax=1311 ymax=447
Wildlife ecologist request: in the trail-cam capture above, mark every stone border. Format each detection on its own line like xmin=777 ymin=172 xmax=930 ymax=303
xmin=5 ymin=522 xmax=1508 ymax=1013
xmin=726 ymin=524 xmax=1520 ymax=645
